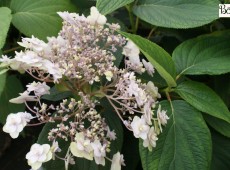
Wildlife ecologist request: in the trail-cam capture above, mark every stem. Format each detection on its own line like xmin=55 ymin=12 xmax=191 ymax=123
xmin=147 ymin=27 xmax=157 ymax=39
xmin=3 ymin=46 xmax=22 ymax=54
xmin=126 ymin=4 xmax=136 ymax=33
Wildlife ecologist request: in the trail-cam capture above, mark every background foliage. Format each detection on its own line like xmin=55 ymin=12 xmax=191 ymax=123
xmin=0 ymin=0 xmax=230 ymax=170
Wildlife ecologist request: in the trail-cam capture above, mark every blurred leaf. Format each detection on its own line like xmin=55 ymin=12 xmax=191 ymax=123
xmin=41 ymin=86 xmax=72 ymax=102
xmin=211 ymin=130 xmax=230 ymax=170
xmin=0 ymin=75 xmax=25 ymax=124
xmin=119 ymin=31 xmax=176 ymax=87
xmin=204 ymin=114 xmax=230 ymax=138
xmin=139 ymin=100 xmax=211 ymax=170
xmin=133 ymin=0 xmax=218 ymax=28
xmin=172 ymin=31 xmax=230 ymax=77
xmin=71 ymin=0 xmax=95 ymax=10
xmin=96 ymin=0 xmax=134 ymax=15
xmin=175 ymin=80 xmax=230 ymax=124
xmin=0 ymin=7 xmax=12 ymax=49
xmin=10 ymin=0 xmax=76 ymax=40
xmin=0 ymin=73 xmax=6 ymax=96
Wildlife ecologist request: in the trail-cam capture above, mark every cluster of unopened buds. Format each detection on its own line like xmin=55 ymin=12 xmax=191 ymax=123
xmin=0 ymin=7 xmax=169 ymax=170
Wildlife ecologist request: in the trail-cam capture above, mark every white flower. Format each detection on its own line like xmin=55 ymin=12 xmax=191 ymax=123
xmin=142 ymin=59 xmax=154 ymax=76
xmin=87 ymin=7 xmax=107 ymax=25
xmin=157 ymin=105 xmax=169 ymax=132
xmin=122 ymin=40 xmax=140 ymax=58
xmin=146 ymin=81 xmax=161 ymax=100
xmin=18 ymin=35 xmax=48 ymax=52
xmin=106 ymin=127 xmax=116 ymax=140
xmin=26 ymin=143 xmax=52 ymax=170
xmin=143 ymin=99 xmax=154 ymax=125
xmin=70 ymin=132 xmax=93 ymax=160
xmin=9 ymin=91 xmax=37 ymax=104
xmin=135 ymin=89 xmax=147 ymax=107
xmin=130 ymin=116 xmax=150 ymax=140
xmin=111 ymin=152 xmax=125 ymax=170
xmin=26 ymin=82 xmax=50 ymax=96
xmin=143 ymin=127 xmax=158 ymax=151
xmin=50 ymin=140 xmax=61 ymax=159
xmin=3 ymin=112 xmax=33 ymax=138
xmin=42 ymin=60 xmax=62 ymax=82
xmin=91 ymin=140 xmax=106 ymax=165
xmin=104 ymin=71 xmax=113 ymax=81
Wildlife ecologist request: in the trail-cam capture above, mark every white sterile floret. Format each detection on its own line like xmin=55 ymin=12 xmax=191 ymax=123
xmin=87 ymin=6 xmax=107 ymax=25
xmin=26 ymin=82 xmax=50 ymax=96
xmin=104 ymin=71 xmax=113 ymax=81
xmin=122 ymin=40 xmax=140 ymax=57
xmin=91 ymin=140 xmax=106 ymax=165
xmin=131 ymin=116 xmax=150 ymax=140
xmin=18 ymin=35 xmax=48 ymax=52
xmin=70 ymin=132 xmax=93 ymax=160
xmin=3 ymin=112 xmax=33 ymax=138
xmin=9 ymin=91 xmax=37 ymax=104
xmin=111 ymin=152 xmax=126 ymax=170
xmin=142 ymin=59 xmax=154 ymax=76
xmin=26 ymin=143 xmax=52 ymax=170
xmin=143 ymin=127 xmax=158 ymax=151
xmin=157 ymin=105 xmax=169 ymax=132
xmin=146 ymin=81 xmax=161 ymax=100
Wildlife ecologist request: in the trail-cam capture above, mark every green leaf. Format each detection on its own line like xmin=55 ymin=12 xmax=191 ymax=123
xmin=139 ymin=100 xmax=212 ymax=170
xmin=0 ymin=75 xmax=25 ymax=124
xmin=204 ymin=114 xmax=230 ymax=138
xmin=0 ymin=7 xmax=12 ymax=49
xmin=172 ymin=31 xmax=230 ymax=77
xmin=175 ymin=80 xmax=230 ymax=124
xmin=119 ymin=31 xmax=176 ymax=87
xmin=41 ymin=86 xmax=73 ymax=102
xmin=96 ymin=0 xmax=134 ymax=15
xmin=0 ymin=73 xmax=6 ymax=96
xmin=10 ymin=0 xmax=76 ymax=40
xmin=133 ymin=0 xmax=218 ymax=29
xmin=211 ymin=130 xmax=230 ymax=170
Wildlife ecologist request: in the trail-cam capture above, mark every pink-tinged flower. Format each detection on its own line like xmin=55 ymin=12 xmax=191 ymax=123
xmin=111 ymin=152 xmax=125 ymax=170
xmin=143 ymin=127 xmax=158 ymax=151
xmin=26 ymin=81 xmax=50 ymax=96
xmin=106 ymin=127 xmax=117 ymax=140
xmin=131 ymin=116 xmax=150 ymax=140
xmin=3 ymin=112 xmax=33 ymax=138
xmin=87 ymin=7 xmax=107 ymax=25
xmin=91 ymin=140 xmax=106 ymax=165
xmin=9 ymin=91 xmax=37 ymax=104
xmin=26 ymin=143 xmax=52 ymax=170
xmin=70 ymin=132 xmax=93 ymax=160
xmin=142 ymin=59 xmax=154 ymax=76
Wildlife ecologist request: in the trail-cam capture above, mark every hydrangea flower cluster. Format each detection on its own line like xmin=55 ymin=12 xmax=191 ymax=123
xmin=0 ymin=7 xmax=169 ymax=170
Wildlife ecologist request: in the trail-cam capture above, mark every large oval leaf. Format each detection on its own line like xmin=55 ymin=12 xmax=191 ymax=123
xmin=0 ymin=7 xmax=12 ymax=49
xmin=204 ymin=114 xmax=230 ymax=138
xmin=175 ymin=80 xmax=230 ymax=124
xmin=119 ymin=31 xmax=176 ymax=87
xmin=211 ymin=130 xmax=230 ymax=170
xmin=172 ymin=31 xmax=230 ymax=77
xmin=133 ymin=0 xmax=218 ymax=29
xmin=139 ymin=100 xmax=211 ymax=170
xmin=10 ymin=0 xmax=76 ymax=40
xmin=96 ymin=0 xmax=134 ymax=15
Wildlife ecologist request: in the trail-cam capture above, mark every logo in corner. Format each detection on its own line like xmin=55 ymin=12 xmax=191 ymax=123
xmin=219 ymin=4 xmax=230 ymax=17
